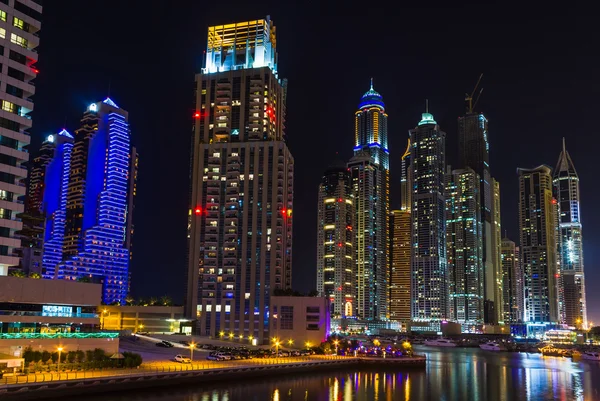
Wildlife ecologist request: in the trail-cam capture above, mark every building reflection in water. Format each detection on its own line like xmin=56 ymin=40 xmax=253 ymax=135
xmin=56 ymin=351 xmax=598 ymax=401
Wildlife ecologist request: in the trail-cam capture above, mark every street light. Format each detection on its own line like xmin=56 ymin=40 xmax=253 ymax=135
xmin=57 ymin=346 xmax=63 ymax=372
xmin=219 ymin=331 xmax=225 ymax=338
xmin=138 ymin=324 xmax=144 ymax=333
xmin=305 ymin=341 xmax=312 ymax=349
xmin=287 ymin=339 xmax=293 ymax=347
xmin=333 ymin=340 xmax=339 ymax=355
xmin=189 ymin=342 xmax=196 ymax=362
xmin=102 ymin=309 xmax=108 ymax=330
xmin=272 ymin=337 xmax=280 ymax=356
xmin=229 ymin=333 xmax=234 ymax=339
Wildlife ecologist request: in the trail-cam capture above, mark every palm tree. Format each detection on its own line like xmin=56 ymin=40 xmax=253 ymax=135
xmin=160 ymin=295 xmax=172 ymax=306
xmin=125 ymin=295 xmax=135 ymax=306
xmin=148 ymin=297 xmax=158 ymax=306
xmin=9 ymin=269 xmax=26 ymax=278
xmin=28 ymin=272 xmax=42 ymax=279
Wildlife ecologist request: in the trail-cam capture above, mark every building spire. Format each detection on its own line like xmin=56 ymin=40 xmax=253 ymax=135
xmin=426 ymin=99 xmax=429 ymax=113
xmin=370 ymin=77 xmax=373 ymax=90
xmin=562 ymin=137 xmax=566 ymax=154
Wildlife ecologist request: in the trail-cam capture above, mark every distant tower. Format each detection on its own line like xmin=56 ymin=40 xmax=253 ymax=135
xmin=348 ymin=80 xmax=389 ymax=320
xmin=518 ymin=165 xmax=558 ymax=323
xmin=553 ymin=139 xmax=587 ymax=328
xmin=501 ymin=237 xmax=524 ymax=323
xmin=445 ymin=167 xmax=484 ymax=327
xmin=316 ymin=159 xmax=355 ymax=317
xmin=410 ymin=109 xmax=448 ymax=323
xmin=27 ymin=138 xmax=55 ymax=214
xmin=389 ymin=139 xmax=412 ymax=324
xmin=457 ymin=76 xmax=503 ymax=324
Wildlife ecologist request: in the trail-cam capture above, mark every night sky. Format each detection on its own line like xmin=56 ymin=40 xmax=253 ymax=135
xmin=31 ymin=2 xmax=598 ymax=323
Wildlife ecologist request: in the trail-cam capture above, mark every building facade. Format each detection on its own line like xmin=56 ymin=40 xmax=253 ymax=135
xmin=501 ymin=237 xmax=523 ymax=323
xmin=316 ymin=161 xmax=354 ymax=317
xmin=389 ymin=209 xmax=411 ymax=323
xmin=518 ymin=165 xmax=558 ymax=323
xmin=270 ymin=296 xmax=330 ymax=349
xmin=553 ymin=140 xmax=587 ymax=327
xmin=186 ymin=17 xmax=294 ymax=344
xmin=348 ymin=82 xmax=389 ymax=320
xmin=457 ymin=103 xmax=503 ymax=324
xmin=0 ymin=0 xmax=42 ymax=275
xmin=41 ymin=100 xmax=137 ymax=305
xmin=101 ymin=305 xmax=186 ymax=334
xmin=445 ymin=167 xmax=484 ymax=328
xmin=410 ymin=111 xmax=448 ymax=323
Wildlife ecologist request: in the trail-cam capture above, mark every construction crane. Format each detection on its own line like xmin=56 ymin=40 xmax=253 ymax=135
xmin=465 ymin=73 xmax=484 ymax=113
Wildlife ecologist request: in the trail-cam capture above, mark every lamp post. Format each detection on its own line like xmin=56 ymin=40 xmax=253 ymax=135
xmin=101 ymin=309 xmax=108 ymax=330
xmin=57 ymin=347 xmax=63 ymax=372
xmin=189 ymin=342 xmax=196 ymax=362
xmin=333 ymin=340 xmax=339 ymax=355
xmin=138 ymin=324 xmax=144 ymax=333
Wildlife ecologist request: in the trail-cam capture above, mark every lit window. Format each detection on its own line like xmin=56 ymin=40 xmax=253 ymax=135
xmin=11 ymin=33 xmax=28 ymax=48
xmin=205 ymin=305 xmax=212 ymax=312
xmin=0 ymin=10 xmax=6 ymax=22
xmin=13 ymin=17 xmax=24 ymax=29
xmin=0 ymin=28 xmax=5 ymax=39
xmin=2 ymin=101 xmax=16 ymax=113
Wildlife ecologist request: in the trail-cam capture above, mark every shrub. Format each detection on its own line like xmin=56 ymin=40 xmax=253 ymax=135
xmin=122 ymin=352 xmax=143 ymax=368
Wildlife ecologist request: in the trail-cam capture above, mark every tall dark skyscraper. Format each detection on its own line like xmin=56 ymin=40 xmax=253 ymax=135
xmin=445 ymin=167 xmax=484 ymax=327
xmin=553 ymin=140 xmax=587 ymax=327
xmin=26 ymin=138 xmax=54 ymax=214
xmin=501 ymin=237 xmax=524 ymax=323
xmin=42 ymin=99 xmax=137 ymax=305
xmin=0 ymin=1 xmax=42 ymax=276
xmin=316 ymin=161 xmax=355 ymax=317
xmin=186 ymin=17 xmax=294 ymax=344
xmin=410 ymin=110 xmax=448 ymax=324
xmin=457 ymin=86 xmax=503 ymax=324
xmin=518 ymin=165 xmax=558 ymax=324
xmin=348 ymin=81 xmax=389 ymax=320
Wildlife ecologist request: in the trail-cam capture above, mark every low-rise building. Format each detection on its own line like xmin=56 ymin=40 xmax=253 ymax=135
xmin=100 ymin=305 xmax=187 ymax=334
xmin=270 ymin=296 xmax=330 ymax=347
xmin=0 ymin=276 xmax=118 ymax=356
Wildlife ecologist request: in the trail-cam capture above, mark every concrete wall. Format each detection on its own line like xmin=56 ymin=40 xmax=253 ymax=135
xmin=0 ymin=337 xmax=119 ymax=357
xmin=270 ymin=296 xmax=330 ymax=347
xmin=101 ymin=306 xmax=185 ymax=333
xmin=0 ymin=276 xmax=101 ymax=306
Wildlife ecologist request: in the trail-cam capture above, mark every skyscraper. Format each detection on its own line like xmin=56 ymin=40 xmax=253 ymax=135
xmin=389 ymin=209 xmax=411 ymax=323
xmin=410 ymin=111 xmax=447 ymax=323
xmin=42 ymin=100 xmax=137 ymax=305
xmin=457 ymin=89 xmax=503 ymax=324
xmin=445 ymin=167 xmax=484 ymax=327
xmin=185 ymin=17 xmax=294 ymax=344
xmin=316 ymin=160 xmax=354 ymax=317
xmin=501 ymin=237 xmax=523 ymax=323
xmin=0 ymin=1 xmax=42 ymax=275
xmin=348 ymin=81 xmax=389 ymax=320
xmin=26 ymin=137 xmax=54 ymax=214
xmin=518 ymin=165 xmax=558 ymax=323
xmin=553 ymin=139 xmax=587 ymax=327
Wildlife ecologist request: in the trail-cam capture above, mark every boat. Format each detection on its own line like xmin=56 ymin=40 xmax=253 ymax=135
xmin=539 ymin=345 xmax=566 ymax=357
xmin=479 ymin=342 xmax=506 ymax=351
xmin=582 ymin=352 xmax=600 ymax=361
xmin=424 ymin=338 xmax=457 ymax=347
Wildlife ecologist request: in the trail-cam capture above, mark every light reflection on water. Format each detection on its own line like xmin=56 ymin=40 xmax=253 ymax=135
xmin=60 ymin=348 xmax=599 ymax=401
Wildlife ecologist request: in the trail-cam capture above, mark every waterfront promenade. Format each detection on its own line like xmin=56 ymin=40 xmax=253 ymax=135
xmin=0 ymin=355 xmax=425 ymax=400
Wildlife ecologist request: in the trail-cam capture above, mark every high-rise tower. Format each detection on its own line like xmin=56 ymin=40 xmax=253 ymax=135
xmin=457 ymin=80 xmax=503 ymax=324
xmin=518 ymin=165 xmax=558 ymax=323
xmin=501 ymin=237 xmax=523 ymax=323
xmin=0 ymin=1 xmax=42 ymax=275
xmin=553 ymin=139 xmax=587 ymax=327
xmin=445 ymin=167 xmax=484 ymax=327
xmin=316 ymin=160 xmax=354 ymax=317
xmin=186 ymin=17 xmax=294 ymax=344
xmin=410 ymin=110 xmax=448 ymax=323
xmin=42 ymin=99 xmax=137 ymax=305
xmin=348 ymin=81 xmax=389 ymax=320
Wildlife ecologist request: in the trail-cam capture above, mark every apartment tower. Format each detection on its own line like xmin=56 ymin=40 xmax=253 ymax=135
xmin=0 ymin=0 xmax=42 ymax=275
xmin=348 ymin=80 xmax=389 ymax=320
xmin=185 ymin=17 xmax=294 ymax=344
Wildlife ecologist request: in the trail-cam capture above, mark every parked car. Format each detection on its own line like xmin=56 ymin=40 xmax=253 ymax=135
xmin=299 ymin=349 xmax=313 ymax=356
xmin=161 ymin=340 xmax=174 ymax=348
xmin=207 ymin=352 xmax=227 ymax=361
xmin=156 ymin=342 xmax=169 ymax=348
xmin=174 ymin=354 xmax=191 ymax=363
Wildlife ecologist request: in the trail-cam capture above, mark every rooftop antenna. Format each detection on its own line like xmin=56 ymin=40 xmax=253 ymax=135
xmin=466 ymin=73 xmax=483 ymax=113
xmin=562 ymin=137 xmax=566 ymax=154
xmin=426 ymin=99 xmax=429 ymax=113
xmin=370 ymin=77 xmax=373 ymax=90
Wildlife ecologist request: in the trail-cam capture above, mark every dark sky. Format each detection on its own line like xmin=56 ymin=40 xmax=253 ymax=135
xmin=32 ymin=2 xmax=599 ymax=323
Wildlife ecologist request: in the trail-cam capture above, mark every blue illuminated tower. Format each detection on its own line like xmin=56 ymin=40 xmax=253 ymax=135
xmin=42 ymin=99 xmax=137 ymax=304
xmin=348 ymin=80 xmax=389 ymax=320
xmin=553 ymin=139 xmax=587 ymax=327
xmin=41 ymin=130 xmax=74 ymax=277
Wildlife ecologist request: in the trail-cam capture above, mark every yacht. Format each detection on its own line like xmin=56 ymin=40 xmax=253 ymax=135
xmin=582 ymin=352 xmax=600 ymax=361
xmin=424 ymin=338 xmax=457 ymax=347
xmin=479 ymin=342 xmax=506 ymax=351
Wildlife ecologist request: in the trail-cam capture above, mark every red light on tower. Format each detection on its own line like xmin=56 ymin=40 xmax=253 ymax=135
xmin=194 ymin=207 xmax=202 ymax=215
xmin=194 ymin=112 xmax=201 ymax=118
xmin=338 ymin=198 xmax=343 ymax=203
xmin=552 ymin=199 xmax=558 ymax=205
xmin=281 ymin=208 xmax=287 ymax=217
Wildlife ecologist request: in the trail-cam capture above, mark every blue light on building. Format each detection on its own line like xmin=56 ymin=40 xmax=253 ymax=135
xmin=41 ymin=100 xmax=136 ymax=304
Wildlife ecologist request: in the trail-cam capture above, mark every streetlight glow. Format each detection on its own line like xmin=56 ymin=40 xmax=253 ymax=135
xmin=189 ymin=342 xmax=196 ymax=362
xmin=57 ymin=346 xmax=64 ymax=372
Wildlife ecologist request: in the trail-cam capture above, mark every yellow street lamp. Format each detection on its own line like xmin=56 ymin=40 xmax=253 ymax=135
xmin=274 ymin=340 xmax=281 ymax=356
xmin=287 ymin=339 xmax=294 ymax=346
xmin=229 ymin=333 xmax=234 ymax=339
xmin=305 ymin=341 xmax=312 ymax=349
xmin=333 ymin=340 xmax=339 ymax=355
xmin=219 ymin=331 xmax=225 ymax=338
xmin=189 ymin=342 xmax=196 ymax=362
xmin=101 ymin=309 xmax=108 ymax=330
xmin=57 ymin=346 xmax=64 ymax=372
xmin=239 ymin=334 xmax=244 ymax=340
xmin=138 ymin=324 xmax=144 ymax=333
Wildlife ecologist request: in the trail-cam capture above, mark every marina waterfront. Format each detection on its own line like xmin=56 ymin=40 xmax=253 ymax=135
xmin=50 ymin=347 xmax=600 ymax=401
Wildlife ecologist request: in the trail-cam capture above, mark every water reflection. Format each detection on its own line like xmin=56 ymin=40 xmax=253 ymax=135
xmin=59 ymin=348 xmax=599 ymax=401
